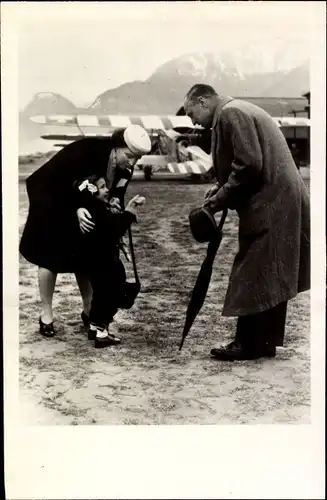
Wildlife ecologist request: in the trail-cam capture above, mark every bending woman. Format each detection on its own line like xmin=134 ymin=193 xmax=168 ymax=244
xmin=19 ymin=125 xmax=151 ymax=336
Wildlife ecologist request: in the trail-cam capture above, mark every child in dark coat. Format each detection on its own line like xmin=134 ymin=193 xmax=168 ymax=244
xmin=74 ymin=174 xmax=145 ymax=348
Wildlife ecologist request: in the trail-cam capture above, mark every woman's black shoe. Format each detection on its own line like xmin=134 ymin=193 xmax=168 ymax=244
xmin=39 ymin=317 xmax=55 ymax=337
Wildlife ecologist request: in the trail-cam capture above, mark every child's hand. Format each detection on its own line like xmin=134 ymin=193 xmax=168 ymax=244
xmin=109 ymin=197 xmax=122 ymax=213
xmin=131 ymin=195 xmax=146 ymax=206
xmin=125 ymin=195 xmax=146 ymax=215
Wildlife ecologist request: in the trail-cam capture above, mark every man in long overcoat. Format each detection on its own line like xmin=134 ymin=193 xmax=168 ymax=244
xmin=183 ymin=84 xmax=310 ymax=361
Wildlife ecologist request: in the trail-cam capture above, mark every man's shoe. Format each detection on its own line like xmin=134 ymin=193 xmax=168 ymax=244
xmin=94 ymin=332 xmax=121 ymax=349
xmin=39 ymin=317 xmax=55 ymax=337
xmin=81 ymin=311 xmax=90 ymax=329
xmin=210 ymin=341 xmax=276 ymax=361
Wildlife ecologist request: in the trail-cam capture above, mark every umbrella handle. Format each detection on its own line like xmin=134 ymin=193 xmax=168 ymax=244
xmin=217 ymin=208 xmax=228 ymax=232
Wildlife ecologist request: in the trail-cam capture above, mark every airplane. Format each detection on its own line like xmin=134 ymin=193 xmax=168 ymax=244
xmin=29 ymin=111 xmax=310 ymax=180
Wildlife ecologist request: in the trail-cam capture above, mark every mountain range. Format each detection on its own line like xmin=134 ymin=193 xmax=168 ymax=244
xmin=20 ymin=51 xmax=310 ymax=152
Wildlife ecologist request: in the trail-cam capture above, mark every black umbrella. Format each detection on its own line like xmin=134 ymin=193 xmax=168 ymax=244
xmin=179 ymin=208 xmax=228 ymax=351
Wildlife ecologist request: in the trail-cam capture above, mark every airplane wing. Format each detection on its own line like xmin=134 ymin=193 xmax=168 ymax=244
xmin=28 ymin=113 xmax=207 ymax=179
xmin=167 ymin=160 xmax=210 ymax=175
xmin=272 ymin=117 xmax=310 ymax=127
xmin=30 ymin=114 xmax=196 ymax=140
xmin=272 ymin=117 xmax=310 ymax=140
xmin=167 ymin=144 xmax=212 ymax=173
xmin=136 ymin=143 xmax=212 ymax=177
xmin=28 ymin=113 xmax=309 ymax=179
xmin=30 ymin=113 xmax=310 ymax=142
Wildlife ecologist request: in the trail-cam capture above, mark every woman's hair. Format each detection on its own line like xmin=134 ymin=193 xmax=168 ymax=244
xmin=110 ymin=128 xmax=128 ymax=149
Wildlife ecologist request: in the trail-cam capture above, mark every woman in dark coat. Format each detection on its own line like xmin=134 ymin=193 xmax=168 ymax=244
xmin=19 ymin=125 xmax=151 ymax=336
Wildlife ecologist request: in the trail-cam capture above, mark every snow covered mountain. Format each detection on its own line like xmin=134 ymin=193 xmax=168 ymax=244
xmin=20 ymin=48 xmax=309 ymax=152
xmin=23 ymin=92 xmax=77 ymax=116
xmin=91 ymin=50 xmax=309 ymax=113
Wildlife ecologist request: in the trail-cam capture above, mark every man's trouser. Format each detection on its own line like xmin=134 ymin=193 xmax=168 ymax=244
xmin=235 ymin=301 xmax=288 ymax=350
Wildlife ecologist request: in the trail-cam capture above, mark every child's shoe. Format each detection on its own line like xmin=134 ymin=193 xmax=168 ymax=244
xmin=88 ymin=323 xmax=97 ymax=340
xmin=94 ymin=325 xmax=121 ymax=349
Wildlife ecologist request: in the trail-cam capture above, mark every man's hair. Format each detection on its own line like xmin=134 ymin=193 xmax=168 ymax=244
xmin=185 ymin=84 xmax=218 ymax=104
xmin=176 ymin=105 xmax=186 ymax=116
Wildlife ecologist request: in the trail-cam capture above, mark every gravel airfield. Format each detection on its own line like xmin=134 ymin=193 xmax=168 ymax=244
xmin=19 ymin=159 xmax=311 ymax=425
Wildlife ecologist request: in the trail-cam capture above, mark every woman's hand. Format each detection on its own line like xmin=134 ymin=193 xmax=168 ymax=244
xmin=77 ymin=208 xmax=95 ymax=233
xmin=125 ymin=195 xmax=146 ymax=216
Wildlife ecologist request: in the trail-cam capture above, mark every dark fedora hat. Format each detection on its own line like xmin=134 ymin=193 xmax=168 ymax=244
xmin=189 ymin=207 xmax=218 ymax=243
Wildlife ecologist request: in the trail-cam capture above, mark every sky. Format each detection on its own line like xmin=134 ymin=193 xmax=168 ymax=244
xmin=11 ymin=1 xmax=317 ymax=109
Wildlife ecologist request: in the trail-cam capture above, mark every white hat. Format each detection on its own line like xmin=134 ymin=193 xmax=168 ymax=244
xmin=123 ymin=124 xmax=151 ymax=155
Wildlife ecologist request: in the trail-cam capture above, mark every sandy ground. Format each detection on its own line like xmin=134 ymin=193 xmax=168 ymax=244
xmin=19 ymin=160 xmax=311 ymax=425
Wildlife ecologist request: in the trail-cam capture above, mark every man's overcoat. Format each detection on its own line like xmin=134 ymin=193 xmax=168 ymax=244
xmin=207 ymin=97 xmax=310 ymax=316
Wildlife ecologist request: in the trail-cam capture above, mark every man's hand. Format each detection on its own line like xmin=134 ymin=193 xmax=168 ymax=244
xmin=204 ymin=183 xmax=220 ymax=201
xmin=77 ymin=208 xmax=95 ymax=233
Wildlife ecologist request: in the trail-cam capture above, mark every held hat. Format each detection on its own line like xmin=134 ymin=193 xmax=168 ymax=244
xmin=189 ymin=207 xmax=218 ymax=243
xmin=123 ymin=125 xmax=151 ymax=155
